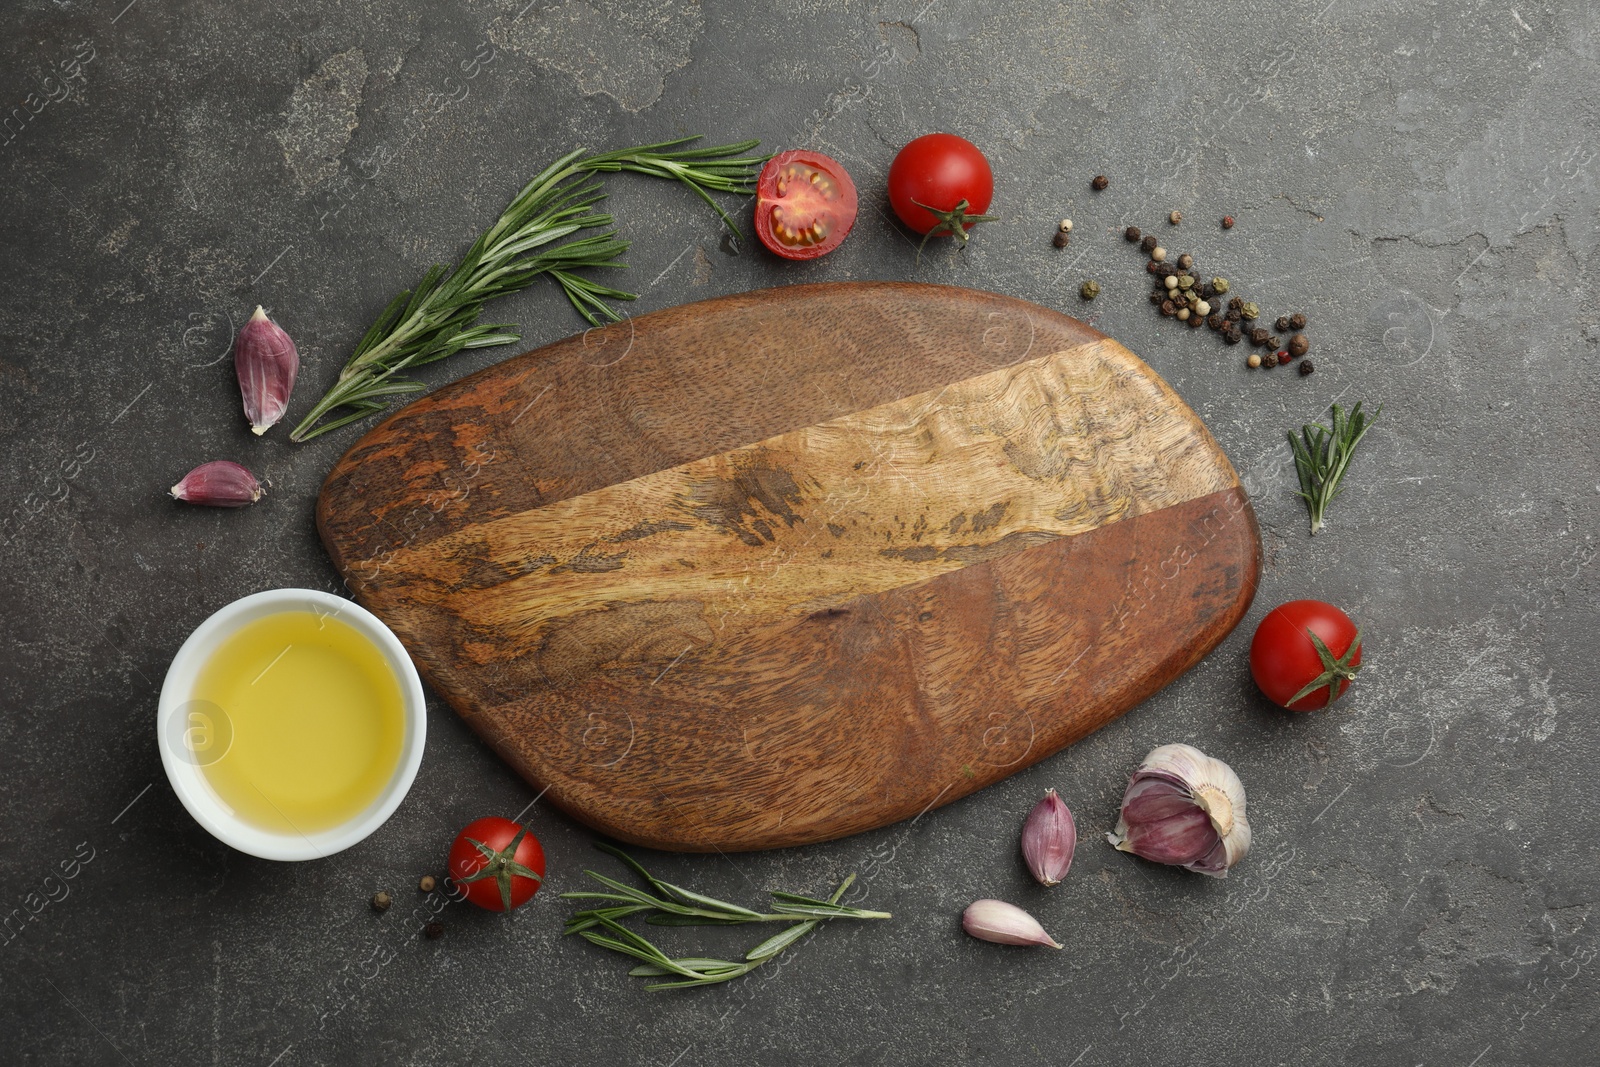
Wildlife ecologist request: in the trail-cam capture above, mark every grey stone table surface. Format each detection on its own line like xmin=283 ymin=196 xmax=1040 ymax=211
xmin=2 ymin=1 xmax=1595 ymax=1063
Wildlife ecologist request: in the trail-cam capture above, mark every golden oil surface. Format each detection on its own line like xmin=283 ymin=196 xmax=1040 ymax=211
xmin=192 ymin=610 xmax=405 ymax=835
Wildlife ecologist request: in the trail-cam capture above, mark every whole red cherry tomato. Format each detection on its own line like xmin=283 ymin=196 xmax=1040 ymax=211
xmin=1249 ymin=600 xmax=1364 ymax=711
xmin=754 ymin=150 xmax=858 ymax=260
xmin=887 ymin=133 xmax=996 ymax=248
xmin=447 ymin=817 xmax=545 ymax=912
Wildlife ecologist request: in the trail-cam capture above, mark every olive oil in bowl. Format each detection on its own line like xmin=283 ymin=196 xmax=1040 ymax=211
xmin=190 ymin=610 xmax=405 ymax=836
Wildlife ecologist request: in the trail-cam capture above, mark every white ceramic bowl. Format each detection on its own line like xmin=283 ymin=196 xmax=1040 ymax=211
xmin=158 ymin=588 xmax=426 ymax=861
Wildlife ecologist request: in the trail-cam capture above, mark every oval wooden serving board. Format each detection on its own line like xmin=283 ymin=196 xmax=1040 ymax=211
xmin=318 ymin=282 xmax=1260 ymax=852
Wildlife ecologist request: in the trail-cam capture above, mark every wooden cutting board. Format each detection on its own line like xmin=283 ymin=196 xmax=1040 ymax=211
xmin=318 ymin=282 xmax=1260 ymax=852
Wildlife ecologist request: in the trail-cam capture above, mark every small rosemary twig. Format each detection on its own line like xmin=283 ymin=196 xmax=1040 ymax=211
xmin=289 ymin=138 xmax=766 ymax=442
xmin=562 ymin=844 xmax=889 ymax=991
xmin=1288 ymin=401 xmax=1381 ymax=535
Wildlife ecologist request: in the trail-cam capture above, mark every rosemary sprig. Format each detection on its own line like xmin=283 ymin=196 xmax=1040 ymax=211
xmin=1288 ymin=401 xmax=1381 ymax=535
xmin=561 ymin=843 xmax=889 ymax=991
xmin=288 ymin=138 xmax=765 ymax=442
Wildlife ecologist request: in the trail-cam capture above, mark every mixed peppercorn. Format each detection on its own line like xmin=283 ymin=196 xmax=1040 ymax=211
xmin=1052 ymin=177 xmax=1316 ymax=374
xmin=1134 ymin=221 xmax=1311 ymax=371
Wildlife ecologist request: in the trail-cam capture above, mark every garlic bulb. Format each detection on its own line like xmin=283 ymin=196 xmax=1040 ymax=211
xmin=1107 ymin=744 xmax=1250 ymax=878
xmin=962 ymin=899 xmax=1061 ymax=949
xmin=1020 ymin=788 xmax=1076 ymax=887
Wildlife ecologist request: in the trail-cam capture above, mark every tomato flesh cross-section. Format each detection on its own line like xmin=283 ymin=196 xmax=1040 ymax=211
xmin=755 ymin=150 xmax=858 ymax=260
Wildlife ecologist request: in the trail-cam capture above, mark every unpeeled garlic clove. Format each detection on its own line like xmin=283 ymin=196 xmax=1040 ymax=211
xmin=962 ymin=899 xmax=1062 ymax=949
xmin=170 ymin=461 xmax=263 ymax=507
xmin=235 ymin=306 xmax=299 ymax=435
xmin=1107 ymin=743 xmax=1251 ymax=878
xmin=1021 ymin=788 xmax=1076 ymax=887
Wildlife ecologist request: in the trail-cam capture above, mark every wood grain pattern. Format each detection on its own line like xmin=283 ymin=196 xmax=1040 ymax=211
xmin=318 ymin=282 xmax=1261 ymax=851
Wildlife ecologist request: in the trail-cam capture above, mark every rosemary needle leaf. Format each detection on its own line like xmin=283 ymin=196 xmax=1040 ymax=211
xmin=643 ymin=914 xmax=751 ymax=927
xmin=767 ymin=890 xmax=837 ymax=904
xmin=289 ymin=137 xmax=765 ymax=443
xmin=573 ymin=870 xmax=663 ymax=906
xmin=769 ymin=902 xmax=894 ymax=920
xmin=745 ymin=920 xmax=821 ymax=962
xmin=650 ymin=881 xmax=768 ymax=919
xmin=628 ymin=958 xmax=745 ymax=978
xmin=563 ymin=905 xmax=652 ymax=935
xmin=627 ymin=959 xmax=745 ymax=979
xmin=643 ymin=970 xmax=752 ymax=991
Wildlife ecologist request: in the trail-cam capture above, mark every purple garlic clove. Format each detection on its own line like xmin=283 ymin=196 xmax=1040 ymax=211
xmin=1107 ymin=743 xmax=1251 ymax=878
xmin=962 ymin=899 xmax=1062 ymax=949
xmin=1021 ymin=788 xmax=1076 ymax=887
xmin=235 ymin=305 xmax=299 ymax=435
xmin=170 ymin=461 xmax=263 ymax=507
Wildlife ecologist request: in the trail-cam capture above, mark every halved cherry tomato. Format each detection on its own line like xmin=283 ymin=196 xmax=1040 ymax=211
xmin=754 ymin=150 xmax=858 ymax=260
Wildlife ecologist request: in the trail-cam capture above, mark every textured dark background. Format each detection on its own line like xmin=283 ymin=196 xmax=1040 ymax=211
xmin=3 ymin=1 xmax=1597 ymax=1064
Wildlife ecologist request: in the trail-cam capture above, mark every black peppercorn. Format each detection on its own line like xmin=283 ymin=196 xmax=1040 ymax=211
xmin=1222 ymin=326 xmax=1242 ymax=344
xmin=1140 ymin=234 xmax=1159 ymax=253
xmin=424 ymin=922 xmax=445 ymax=940
xmin=1248 ymin=327 xmax=1270 ymax=346
xmin=1146 ymin=260 xmax=1162 ymax=273
xmin=1221 ymin=215 xmax=1235 ymax=229
xmin=1187 ymin=313 xmax=1205 ymax=328
xmin=1149 ymin=291 xmax=1163 ymax=305
xmin=1160 ymin=299 xmax=1178 ymax=317
xmin=1207 ymin=313 xmax=1225 ymax=330
xmin=1275 ymin=315 xmax=1292 ymax=333
xmin=1225 ymin=310 xmax=1241 ymax=324
xmin=1288 ymin=333 xmax=1310 ymax=357
xmin=1092 ymin=175 xmax=1109 ymax=190
xmin=1177 ymin=253 xmax=1194 ymax=270
xmin=1159 ymin=263 xmax=1177 ymax=277
xmin=1199 ymin=282 xmax=1216 ymax=299
xmin=371 ymin=891 xmax=392 ymax=913
xmin=1052 ymin=230 xmax=1069 ymax=248
xmin=1298 ymin=359 xmax=1314 ymax=376
xmin=1289 ymin=312 xmax=1307 ymax=330
xmin=1227 ymin=296 xmax=1244 ymax=312
xmin=1124 ymin=225 xmax=1142 ymax=242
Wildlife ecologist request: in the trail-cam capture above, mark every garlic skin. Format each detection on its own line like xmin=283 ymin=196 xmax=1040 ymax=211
xmin=1107 ymin=744 xmax=1251 ymax=878
xmin=235 ymin=306 xmax=299 ymax=435
xmin=962 ymin=899 xmax=1062 ymax=949
xmin=1021 ymin=788 xmax=1076 ymax=887
xmin=170 ymin=461 xmax=263 ymax=507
